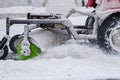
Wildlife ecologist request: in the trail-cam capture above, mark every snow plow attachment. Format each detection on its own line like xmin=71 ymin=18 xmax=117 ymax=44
xmin=15 ymin=27 xmax=70 ymax=60
xmin=7 ymin=14 xmax=71 ymax=60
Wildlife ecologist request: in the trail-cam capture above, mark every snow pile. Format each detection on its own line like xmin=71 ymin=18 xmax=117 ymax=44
xmin=1 ymin=44 xmax=120 ymax=80
xmin=37 ymin=39 xmax=102 ymax=59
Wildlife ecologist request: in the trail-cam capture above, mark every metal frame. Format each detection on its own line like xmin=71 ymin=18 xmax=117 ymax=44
xmin=5 ymin=12 xmax=97 ymax=56
xmin=6 ymin=14 xmax=80 ymax=39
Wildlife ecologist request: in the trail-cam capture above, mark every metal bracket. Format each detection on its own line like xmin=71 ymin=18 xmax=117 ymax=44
xmin=20 ymin=25 xmax=31 ymax=56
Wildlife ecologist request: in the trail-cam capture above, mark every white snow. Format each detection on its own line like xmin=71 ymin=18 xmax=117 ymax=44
xmin=0 ymin=6 xmax=120 ymax=80
xmin=0 ymin=6 xmax=46 ymax=14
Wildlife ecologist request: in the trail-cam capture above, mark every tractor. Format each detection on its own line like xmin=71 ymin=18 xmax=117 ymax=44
xmin=0 ymin=0 xmax=120 ymax=60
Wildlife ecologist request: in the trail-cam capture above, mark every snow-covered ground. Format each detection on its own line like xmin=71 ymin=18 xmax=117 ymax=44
xmin=0 ymin=6 xmax=120 ymax=80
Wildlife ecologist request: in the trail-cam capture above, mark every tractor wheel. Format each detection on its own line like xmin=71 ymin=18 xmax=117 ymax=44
xmin=0 ymin=45 xmax=8 ymax=59
xmin=9 ymin=34 xmax=23 ymax=53
xmin=97 ymin=12 xmax=120 ymax=54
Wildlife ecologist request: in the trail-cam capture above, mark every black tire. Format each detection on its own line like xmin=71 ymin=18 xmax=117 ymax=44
xmin=97 ymin=12 xmax=120 ymax=54
xmin=9 ymin=34 xmax=23 ymax=53
xmin=0 ymin=45 xmax=8 ymax=59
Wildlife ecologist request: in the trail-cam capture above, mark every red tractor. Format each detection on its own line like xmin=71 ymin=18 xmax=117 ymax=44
xmin=67 ymin=0 xmax=120 ymax=53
